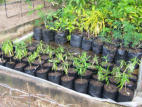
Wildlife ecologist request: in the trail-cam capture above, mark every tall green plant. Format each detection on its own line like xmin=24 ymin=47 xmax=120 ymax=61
xmin=2 ymin=40 xmax=14 ymax=57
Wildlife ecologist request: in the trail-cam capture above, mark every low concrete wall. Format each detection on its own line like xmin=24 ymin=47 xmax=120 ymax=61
xmin=0 ymin=66 xmax=123 ymax=107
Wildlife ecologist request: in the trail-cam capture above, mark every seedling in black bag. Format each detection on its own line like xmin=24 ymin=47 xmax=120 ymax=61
xmin=2 ymin=40 xmax=14 ymax=60
xmin=97 ymin=66 xmax=110 ymax=85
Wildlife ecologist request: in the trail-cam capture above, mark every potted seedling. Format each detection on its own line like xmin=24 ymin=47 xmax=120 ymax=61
xmin=24 ymin=51 xmax=39 ymax=76
xmin=74 ymin=52 xmax=91 ymax=93
xmin=42 ymin=47 xmax=54 ymax=70
xmin=40 ymin=45 xmax=49 ymax=62
xmin=69 ymin=8 xmax=85 ymax=48
xmin=32 ymin=44 xmax=44 ymax=66
xmin=52 ymin=16 xmax=68 ymax=45
xmin=117 ymin=72 xmax=134 ymax=102
xmin=27 ymin=37 xmax=37 ymax=52
xmin=115 ymin=58 xmax=138 ymax=102
xmin=36 ymin=55 xmax=48 ymax=80
xmin=98 ymin=67 xmax=118 ymax=100
xmin=89 ymin=66 xmax=111 ymax=98
xmin=2 ymin=40 xmax=15 ymax=68
xmin=61 ymin=61 xmax=74 ymax=89
xmin=14 ymin=42 xmax=28 ymax=71
xmin=42 ymin=13 xmax=57 ymax=43
xmin=101 ymin=56 xmax=113 ymax=71
xmin=36 ymin=40 xmax=45 ymax=54
xmin=1 ymin=40 xmax=14 ymax=60
xmin=81 ymin=7 xmax=104 ymax=51
xmin=88 ymin=55 xmax=99 ymax=73
xmin=48 ymin=58 xmax=62 ymax=84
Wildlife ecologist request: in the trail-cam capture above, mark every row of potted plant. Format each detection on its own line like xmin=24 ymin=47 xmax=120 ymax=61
xmin=28 ymin=0 xmax=142 ymax=51
xmin=0 ymin=39 xmax=139 ymax=102
xmin=33 ymin=27 xmax=142 ymax=68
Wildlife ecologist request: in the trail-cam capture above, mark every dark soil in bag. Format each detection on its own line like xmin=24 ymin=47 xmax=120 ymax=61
xmin=42 ymin=62 xmax=53 ymax=71
xmin=70 ymin=34 xmax=82 ymax=48
xmin=78 ymin=70 xmax=92 ymax=79
xmin=68 ymin=68 xmax=77 ymax=77
xmin=24 ymin=65 xmax=38 ymax=76
xmin=48 ymin=72 xmax=62 ymax=84
xmin=101 ymin=63 xmax=114 ymax=71
xmin=115 ymin=47 xmax=127 ymax=64
xmin=117 ymin=88 xmax=134 ymax=102
xmin=5 ymin=61 xmax=15 ymax=69
xmin=61 ymin=75 xmax=74 ymax=89
xmin=36 ymin=68 xmax=48 ymax=80
xmin=32 ymin=59 xmax=44 ymax=66
xmin=42 ymin=29 xmax=56 ymax=42
xmin=14 ymin=62 xmax=27 ymax=72
xmin=12 ymin=57 xmax=21 ymax=63
xmin=103 ymin=83 xmax=117 ymax=100
xmin=102 ymin=43 xmax=117 ymax=62
xmin=74 ymin=78 xmax=88 ymax=93
xmin=129 ymin=74 xmax=137 ymax=83
xmin=88 ymin=79 xmax=103 ymax=97
xmin=126 ymin=81 xmax=136 ymax=90
xmin=81 ymin=37 xmax=92 ymax=51
xmin=0 ymin=58 xmax=7 ymax=66
xmin=41 ymin=54 xmax=48 ymax=61
xmin=22 ymin=57 xmax=28 ymax=63
xmin=126 ymin=48 xmax=142 ymax=61
xmin=92 ymin=38 xmax=103 ymax=54
xmin=55 ymin=33 xmax=67 ymax=44
xmin=33 ymin=27 xmax=42 ymax=41
xmin=27 ymin=45 xmax=36 ymax=52
xmin=109 ymin=76 xmax=119 ymax=86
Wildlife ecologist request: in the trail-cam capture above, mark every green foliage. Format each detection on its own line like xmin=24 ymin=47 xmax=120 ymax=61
xmin=36 ymin=41 xmax=44 ymax=53
xmin=56 ymin=45 xmax=64 ymax=53
xmin=73 ymin=52 xmax=90 ymax=76
xmin=97 ymin=66 xmax=110 ymax=84
xmin=28 ymin=51 xmax=39 ymax=66
xmin=82 ymin=6 xmax=104 ymax=37
xmin=56 ymin=52 xmax=64 ymax=62
xmin=0 ymin=0 xmax=3 ymax=4
xmin=2 ymin=40 xmax=14 ymax=57
xmin=112 ymin=58 xmax=139 ymax=90
xmin=49 ymin=58 xmax=59 ymax=71
xmin=14 ymin=42 xmax=27 ymax=61
xmin=62 ymin=61 xmax=69 ymax=75
xmin=92 ymin=55 xmax=99 ymax=65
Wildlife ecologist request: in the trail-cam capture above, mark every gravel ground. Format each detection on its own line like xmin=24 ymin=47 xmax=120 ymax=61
xmin=0 ymin=0 xmax=55 ymax=32
xmin=0 ymin=86 xmax=64 ymax=107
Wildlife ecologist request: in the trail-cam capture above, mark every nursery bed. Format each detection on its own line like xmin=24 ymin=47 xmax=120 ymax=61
xmin=0 ymin=32 xmax=142 ymax=107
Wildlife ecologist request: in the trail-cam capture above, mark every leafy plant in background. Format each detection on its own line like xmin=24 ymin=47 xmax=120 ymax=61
xmin=14 ymin=42 xmax=28 ymax=62
xmin=2 ymin=40 xmax=14 ymax=58
xmin=123 ymin=21 xmax=142 ymax=48
xmin=82 ymin=6 xmax=104 ymax=38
